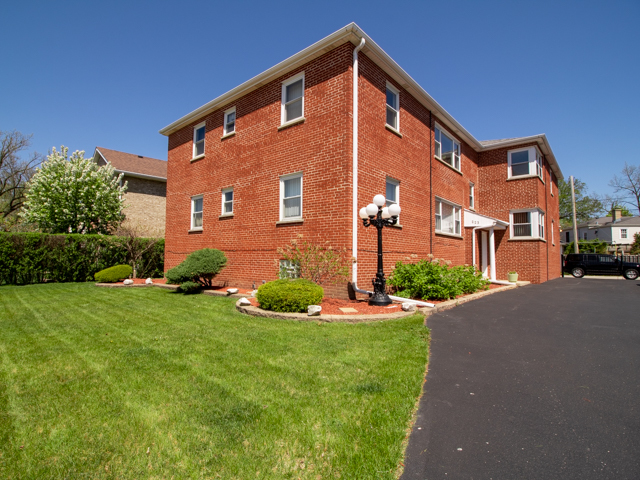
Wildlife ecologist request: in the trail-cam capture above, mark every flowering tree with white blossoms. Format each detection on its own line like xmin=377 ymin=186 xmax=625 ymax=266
xmin=21 ymin=146 xmax=127 ymax=234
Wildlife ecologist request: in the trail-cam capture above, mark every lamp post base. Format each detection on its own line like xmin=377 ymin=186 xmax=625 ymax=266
xmin=369 ymin=291 xmax=392 ymax=306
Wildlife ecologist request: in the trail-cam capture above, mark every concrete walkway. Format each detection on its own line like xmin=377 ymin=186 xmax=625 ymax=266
xmin=401 ymin=277 xmax=640 ymax=479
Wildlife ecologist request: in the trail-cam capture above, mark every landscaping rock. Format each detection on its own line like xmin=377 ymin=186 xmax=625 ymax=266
xmin=250 ymin=289 xmax=258 ymax=297
xmin=227 ymin=288 xmax=239 ymax=294
xmin=145 ymin=278 xmax=153 ymax=285
xmin=402 ymin=302 xmax=417 ymax=312
xmin=238 ymin=297 xmax=252 ymax=306
xmin=308 ymin=305 xmax=322 ymax=316
xmin=123 ymin=279 xmax=134 ymax=285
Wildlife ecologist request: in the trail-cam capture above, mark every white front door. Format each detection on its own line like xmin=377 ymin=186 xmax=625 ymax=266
xmin=481 ymin=230 xmax=488 ymax=277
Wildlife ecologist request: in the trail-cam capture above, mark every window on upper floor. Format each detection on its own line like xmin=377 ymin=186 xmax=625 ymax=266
xmin=435 ymin=198 xmax=461 ymax=236
xmin=435 ymin=125 xmax=461 ymax=171
xmin=510 ymin=208 xmax=545 ymax=239
xmin=193 ymin=122 xmax=205 ymax=159
xmin=221 ymin=187 xmax=233 ymax=216
xmin=621 ymin=228 xmax=628 ymax=239
xmin=191 ymin=195 xmax=203 ymax=230
xmin=281 ymin=73 xmax=304 ymax=125
xmin=224 ymin=107 xmax=236 ymax=136
xmin=550 ymin=171 xmax=554 ymax=195
xmin=469 ymin=182 xmax=475 ymax=209
xmin=551 ymin=219 xmax=555 ymax=245
xmin=508 ymin=146 xmax=544 ymax=180
xmin=386 ymin=83 xmax=400 ymax=131
xmin=280 ymin=173 xmax=302 ymax=221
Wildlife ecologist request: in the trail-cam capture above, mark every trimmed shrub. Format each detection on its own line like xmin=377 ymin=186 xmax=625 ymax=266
xmin=165 ymin=248 xmax=227 ymax=290
xmin=388 ymin=257 xmax=489 ymax=301
xmin=0 ymin=232 xmax=164 ymax=285
xmin=178 ymin=281 xmax=201 ymax=294
xmin=94 ymin=265 xmax=133 ymax=283
xmin=256 ymin=279 xmax=324 ymax=313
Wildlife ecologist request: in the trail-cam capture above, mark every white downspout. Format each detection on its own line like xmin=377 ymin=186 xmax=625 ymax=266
xmin=349 ymin=36 xmax=433 ymax=308
xmin=489 ymin=227 xmax=496 ymax=281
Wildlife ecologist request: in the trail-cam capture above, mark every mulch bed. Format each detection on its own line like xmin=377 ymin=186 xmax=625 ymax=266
xmin=111 ymin=278 xmax=168 ymax=285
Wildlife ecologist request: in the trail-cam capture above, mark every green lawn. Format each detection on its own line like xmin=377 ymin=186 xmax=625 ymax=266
xmin=0 ymin=283 xmax=429 ymax=479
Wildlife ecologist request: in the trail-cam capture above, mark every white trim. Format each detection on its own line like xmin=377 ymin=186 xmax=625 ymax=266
xmin=192 ymin=122 xmax=206 ymax=159
xmin=279 ymin=172 xmax=303 ymax=221
xmin=385 ymin=82 xmax=400 ymax=131
xmin=508 ymin=146 xmax=544 ymax=180
xmin=223 ymin=107 xmax=236 ymax=136
xmin=509 ymin=208 xmax=545 ymax=239
xmin=281 ymin=72 xmax=305 ymax=125
xmin=221 ymin=187 xmax=233 ymax=216
xmin=469 ymin=182 xmax=475 ymax=209
xmin=434 ymin=123 xmax=461 ymax=172
xmin=191 ymin=195 xmax=204 ymax=230
xmin=113 ymin=170 xmax=167 ymax=182
xmin=435 ymin=196 xmax=462 ymax=236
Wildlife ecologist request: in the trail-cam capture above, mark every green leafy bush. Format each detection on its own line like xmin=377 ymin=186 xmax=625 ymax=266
xmin=94 ymin=265 xmax=133 ymax=283
xmin=165 ymin=248 xmax=227 ymax=290
xmin=277 ymin=235 xmax=350 ymax=285
xmin=256 ymin=279 xmax=324 ymax=313
xmin=630 ymin=233 xmax=640 ymax=255
xmin=563 ymin=239 xmax=609 ymax=254
xmin=178 ymin=281 xmax=201 ymax=294
xmin=388 ymin=257 xmax=489 ymax=301
xmin=0 ymin=232 xmax=164 ymax=285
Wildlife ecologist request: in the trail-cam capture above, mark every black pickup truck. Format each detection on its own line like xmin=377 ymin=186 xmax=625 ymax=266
xmin=563 ymin=253 xmax=640 ymax=280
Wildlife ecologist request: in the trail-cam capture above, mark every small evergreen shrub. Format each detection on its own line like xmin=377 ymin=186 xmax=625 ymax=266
xmin=165 ymin=248 xmax=227 ymax=291
xmin=94 ymin=264 xmax=133 ymax=283
xmin=388 ymin=257 xmax=489 ymax=301
xmin=256 ymin=279 xmax=324 ymax=313
xmin=178 ymin=281 xmax=201 ymax=294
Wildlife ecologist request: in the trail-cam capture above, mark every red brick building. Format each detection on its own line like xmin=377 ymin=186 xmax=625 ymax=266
xmin=160 ymin=23 xmax=563 ymax=296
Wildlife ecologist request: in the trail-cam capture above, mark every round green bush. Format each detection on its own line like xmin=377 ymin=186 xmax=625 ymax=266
xmin=256 ymin=279 xmax=324 ymax=313
xmin=178 ymin=281 xmax=201 ymax=294
xmin=166 ymin=248 xmax=227 ymax=287
xmin=94 ymin=264 xmax=133 ymax=283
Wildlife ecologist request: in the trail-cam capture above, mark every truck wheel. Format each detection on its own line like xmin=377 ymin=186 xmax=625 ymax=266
xmin=623 ymin=269 xmax=639 ymax=280
xmin=571 ymin=267 xmax=585 ymax=278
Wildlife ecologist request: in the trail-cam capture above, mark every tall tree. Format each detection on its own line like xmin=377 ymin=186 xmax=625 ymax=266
xmin=606 ymin=204 xmax=633 ymax=217
xmin=558 ymin=177 xmax=604 ymax=227
xmin=0 ymin=131 xmax=42 ymax=224
xmin=609 ymin=163 xmax=640 ymax=215
xmin=21 ymin=146 xmax=127 ymax=234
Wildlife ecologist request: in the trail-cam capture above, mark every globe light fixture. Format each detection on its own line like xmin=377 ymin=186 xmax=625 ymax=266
xmin=360 ymin=195 xmax=401 ymax=306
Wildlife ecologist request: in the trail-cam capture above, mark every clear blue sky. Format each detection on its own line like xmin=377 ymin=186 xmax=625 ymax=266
xmin=1 ymin=0 xmax=638 ymax=205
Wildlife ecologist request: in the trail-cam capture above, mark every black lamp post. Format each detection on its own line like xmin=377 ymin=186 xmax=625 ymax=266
xmin=359 ymin=195 xmax=401 ymax=306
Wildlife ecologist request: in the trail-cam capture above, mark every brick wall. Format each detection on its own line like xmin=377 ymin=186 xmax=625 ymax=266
xmin=122 ymin=176 xmax=166 ymax=235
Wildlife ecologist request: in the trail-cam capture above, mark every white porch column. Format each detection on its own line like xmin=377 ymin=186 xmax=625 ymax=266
xmin=489 ymin=227 xmax=496 ymax=281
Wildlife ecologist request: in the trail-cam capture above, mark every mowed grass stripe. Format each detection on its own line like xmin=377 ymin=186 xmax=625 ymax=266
xmin=0 ymin=283 xmax=429 ymax=479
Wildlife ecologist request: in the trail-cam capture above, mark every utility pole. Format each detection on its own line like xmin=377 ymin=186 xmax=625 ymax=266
xmin=570 ymin=176 xmax=579 ymax=254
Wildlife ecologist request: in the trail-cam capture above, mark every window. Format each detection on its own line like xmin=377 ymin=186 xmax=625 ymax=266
xmin=386 ymin=83 xmax=399 ymax=130
xmin=550 ymin=172 xmax=554 ymax=195
xmin=510 ymin=208 xmax=545 ymax=239
xmin=435 ymin=126 xmax=461 ymax=170
xmin=435 ymin=198 xmax=461 ymax=236
xmin=224 ymin=107 xmax=236 ymax=136
xmin=385 ymin=177 xmax=399 ymax=207
xmin=551 ymin=220 xmax=555 ymax=245
xmin=621 ymin=229 xmax=628 ymax=239
xmin=469 ymin=182 xmax=475 ymax=209
xmin=193 ymin=122 xmax=205 ymax=158
xmin=583 ymin=232 xmax=587 ymax=240
xmin=280 ymin=173 xmax=302 ymax=220
xmin=221 ymin=187 xmax=233 ymax=215
xmin=279 ymin=259 xmax=300 ymax=279
xmin=281 ymin=73 xmax=304 ymax=124
xmin=508 ymin=147 xmax=544 ymax=179
xmin=191 ymin=195 xmax=203 ymax=230
xmin=565 ymin=231 xmax=570 ymax=243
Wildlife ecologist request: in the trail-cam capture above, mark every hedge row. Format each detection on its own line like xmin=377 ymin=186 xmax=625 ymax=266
xmin=0 ymin=232 xmax=164 ymax=285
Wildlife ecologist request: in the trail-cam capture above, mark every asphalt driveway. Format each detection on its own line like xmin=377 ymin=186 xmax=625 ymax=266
xmin=401 ymin=277 xmax=640 ymax=479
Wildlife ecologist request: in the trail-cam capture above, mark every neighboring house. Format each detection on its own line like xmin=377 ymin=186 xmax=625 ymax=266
xmin=561 ymin=209 xmax=640 ymax=253
xmin=93 ymin=147 xmax=167 ymax=234
xmin=159 ymin=23 xmax=563 ymax=297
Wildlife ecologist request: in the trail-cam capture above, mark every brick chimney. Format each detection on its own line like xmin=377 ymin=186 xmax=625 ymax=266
xmin=612 ymin=208 xmax=622 ymax=223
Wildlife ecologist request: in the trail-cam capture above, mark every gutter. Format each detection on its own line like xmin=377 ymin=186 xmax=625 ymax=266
xmin=114 ymin=170 xmax=167 ymax=182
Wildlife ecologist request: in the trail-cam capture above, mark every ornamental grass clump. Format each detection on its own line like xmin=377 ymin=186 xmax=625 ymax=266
xmin=94 ymin=264 xmax=132 ymax=283
xmin=256 ymin=279 xmax=324 ymax=313
xmin=388 ymin=256 xmax=489 ymax=301
xmin=165 ymin=248 xmax=227 ymax=292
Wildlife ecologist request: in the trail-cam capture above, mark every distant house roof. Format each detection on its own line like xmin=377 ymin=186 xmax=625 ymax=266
xmin=94 ymin=147 xmax=167 ymax=181
xmin=578 ymin=215 xmax=640 ymax=228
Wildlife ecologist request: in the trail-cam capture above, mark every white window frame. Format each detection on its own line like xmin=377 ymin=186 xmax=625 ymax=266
xmin=435 ymin=197 xmax=462 ymax=236
xmin=621 ymin=228 xmax=628 ymax=239
xmin=221 ymin=187 xmax=233 ymax=216
xmin=192 ymin=122 xmax=206 ymax=159
xmin=551 ymin=219 xmax=555 ymax=245
xmin=550 ymin=171 xmax=554 ymax=196
xmin=509 ymin=208 xmax=545 ymax=240
xmin=279 ymin=259 xmax=300 ymax=279
xmin=281 ymin=73 xmax=305 ymax=126
xmin=223 ymin=107 xmax=236 ymax=136
xmin=508 ymin=146 xmax=544 ymax=180
xmin=469 ymin=182 xmax=475 ymax=209
xmin=434 ymin=124 xmax=461 ymax=171
xmin=583 ymin=232 xmax=588 ymax=240
xmin=385 ymin=82 xmax=400 ymax=131
xmin=191 ymin=195 xmax=203 ymax=230
xmin=279 ymin=172 xmax=303 ymax=221
xmin=385 ymin=176 xmax=400 ymax=222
